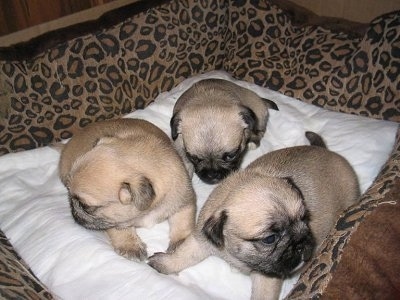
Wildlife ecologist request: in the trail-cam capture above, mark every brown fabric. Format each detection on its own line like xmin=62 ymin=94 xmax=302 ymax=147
xmin=269 ymin=0 xmax=368 ymax=37
xmin=323 ymin=178 xmax=400 ymax=299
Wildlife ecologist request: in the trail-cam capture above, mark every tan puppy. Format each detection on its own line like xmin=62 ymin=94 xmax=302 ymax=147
xmin=170 ymin=78 xmax=278 ymax=184
xmin=148 ymin=132 xmax=360 ymax=299
xmin=59 ymin=119 xmax=196 ymax=261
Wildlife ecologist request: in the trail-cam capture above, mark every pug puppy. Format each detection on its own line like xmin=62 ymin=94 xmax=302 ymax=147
xmin=148 ymin=132 xmax=360 ymax=300
xmin=170 ymin=78 xmax=278 ymax=184
xmin=59 ymin=118 xmax=196 ymax=261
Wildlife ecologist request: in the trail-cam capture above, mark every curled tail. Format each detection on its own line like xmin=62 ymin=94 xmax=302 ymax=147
xmin=305 ymin=131 xmax=327 ymax=148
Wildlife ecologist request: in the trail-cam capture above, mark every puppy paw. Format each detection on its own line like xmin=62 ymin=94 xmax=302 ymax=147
xmin=114 ymin=240 xmax=148 ymax=261
xmin=166 ymin=239 xmax=185 ymax=253
xmin=148 ymin=252 xmax=175 ymax=274
xmin=247 ymin=142 xmax=258 ymax=150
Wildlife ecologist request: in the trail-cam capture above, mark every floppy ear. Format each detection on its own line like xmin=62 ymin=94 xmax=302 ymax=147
xmin=202 ymin=210 xmax=228 ymax=249
xmin=262 ymin=98 xmax=279 ymax=111
xmin=170 ymin=112 xmax=182 ymax=141
xmin=283 ymin=177 xmax=304 ymax=201
xmin=93 ymin=135 xmax=115 ymax=147
xmin=239 ymin=106 xmax=257 ymax=132
xmin=119 ymin=177 xmax=155 ymax=210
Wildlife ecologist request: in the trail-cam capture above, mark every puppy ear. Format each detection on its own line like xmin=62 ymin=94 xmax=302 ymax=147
xmin=202 ymin=210 xmax=228 ymax=248
xmin=283 ymin=177 xmax=304 ymax=200
xmin=93 ymin=135 xmax=115 ymax=147
xmin=119 ymin=177 xmax=155 ymax=210
xmin=170 ymin=112 xmax=182 ymax=141
xmin=239 ymin=106 xmax=257 ymax=132
xmin=262 ymin=98 xmax=279 ymax=111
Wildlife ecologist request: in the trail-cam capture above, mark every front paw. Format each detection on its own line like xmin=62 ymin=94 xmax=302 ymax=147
xmin=248 ymin=141 xmax=259 ymax=150
xmin=148 ymin=252 xmax=175 ymax=274
xmin=114 ymin=240 xmax=147 ymax=261
xmin=166 ymin=238 xmax=185 ymax=253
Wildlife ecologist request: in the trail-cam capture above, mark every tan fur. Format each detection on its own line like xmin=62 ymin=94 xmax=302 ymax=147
xmin=149 ymin=135 xmax=360 ymax=300
xmin=171 ymin=78 xmax=278 ymax=184
xmin=59 ymin=118 xmax=196 ymax=260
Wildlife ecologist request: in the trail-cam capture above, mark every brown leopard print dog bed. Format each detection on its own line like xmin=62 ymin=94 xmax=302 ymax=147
xmin=0 ymin=0 xmax=399 ymax=299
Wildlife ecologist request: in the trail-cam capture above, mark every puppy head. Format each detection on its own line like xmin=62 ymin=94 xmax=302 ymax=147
xmin=65 ymin=138 xmax=155 ymax=230
xmin=171 ymin=105 xmax=256 ymax=184
xmin=202 ymin=176 xmax=315 ymax=278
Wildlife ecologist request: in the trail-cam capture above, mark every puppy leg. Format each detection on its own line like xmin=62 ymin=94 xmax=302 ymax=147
xmin=248 ymin=130 xmax=265 ymax=150
xmin=106 ymin=227 xmax=147 ymax=261
xmin=148 ymin=235 xmax=209 ymax=274
xmin=174 ymin=138 xmax=194 ymax=178
xmin=250 ymin=272 xmax=282 ymax=300
xmin=167 ymin=204 xmax=196 ymax=252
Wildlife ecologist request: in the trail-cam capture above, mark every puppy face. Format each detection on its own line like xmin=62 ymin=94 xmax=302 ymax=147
xmin=171 ymin=105 xmax=255 ymax=184
xmin=66 ymin=144 xmax=155 ymax=231
xmin=202 ymin=177 xmax=315 ymax=278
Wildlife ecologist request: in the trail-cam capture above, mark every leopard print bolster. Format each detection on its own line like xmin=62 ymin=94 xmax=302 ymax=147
xmin=224 ymin=1 xmax=400 ymax=122
xmin=0 ymin=0 xmax=228 ymax=156
xmin=0 ymin=0 xmax=399 ymax=156
xmin=0 ymin=229 xmax=53 ymax=299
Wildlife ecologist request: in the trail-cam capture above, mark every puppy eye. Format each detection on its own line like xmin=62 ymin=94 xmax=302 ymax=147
xmin=223 ymin=149 xmax=239 ymax=162
xmin=302 ymin=210 xmax=311 ymax=222
xmin=73 ymin=197 xmax=99 ymax=214
xmin=261 ymin=234 xmax=278 ymax=245
xmin=186 ymin=152 xmax=201 ymax=164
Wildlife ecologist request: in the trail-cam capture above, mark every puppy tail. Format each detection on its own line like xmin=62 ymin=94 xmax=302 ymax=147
xmin=305 ymin=131 xmax=327 ymax=148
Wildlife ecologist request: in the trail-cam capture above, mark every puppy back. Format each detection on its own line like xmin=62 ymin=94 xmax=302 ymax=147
xmin=248 ymin=146 xmax=360 ymax=244
xmin=59 ymin=119 xmax=171 ymax=183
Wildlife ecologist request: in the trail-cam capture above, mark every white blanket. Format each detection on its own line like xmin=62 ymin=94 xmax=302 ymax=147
xmin=0 ymin=71 xmax=397 ymax=300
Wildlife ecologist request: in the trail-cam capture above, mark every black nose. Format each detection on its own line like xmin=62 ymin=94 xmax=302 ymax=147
xmin=198 ymin=169 xmax=226 ymax=184
xmin=206 ymin=169 xmax=223 ymax=180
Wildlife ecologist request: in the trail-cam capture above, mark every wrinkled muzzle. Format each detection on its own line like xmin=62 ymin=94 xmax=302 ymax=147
xmin=245 ymin=225 xmax=316 ymax=279
xmin=69 ymin=195 xmax=114 ymax=230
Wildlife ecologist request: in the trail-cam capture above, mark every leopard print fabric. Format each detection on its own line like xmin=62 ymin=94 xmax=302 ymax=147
xmin=0 ymin=0 xmax=399 ymax=299
xmin=0 ymin=230 xmax=53 ymax=299
xmin=224 ymin=0 xmax=400 ymax=122
xmin=0 ymin=0 xmax=228 ymax=156
xmin=1 ymin=0 xmax=399 ymax=156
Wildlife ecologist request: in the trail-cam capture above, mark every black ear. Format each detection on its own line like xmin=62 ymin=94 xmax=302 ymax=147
xmin=202 ymin=210 xmax=228 ymax=248
xmin=170 ymin=112 xmax=181 ymax=141
xmin=239 ymin=106 xmax=257 ymax=132
xmin=119 ymin=176 xmax=155 ymax=210
xmin=262 ymin=98 xmax=279 ymax=111
xmin=283 ymin=177 xmax=304 ymax=200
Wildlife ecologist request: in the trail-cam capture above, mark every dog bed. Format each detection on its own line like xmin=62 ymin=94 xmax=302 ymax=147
xmin=0 ymin=0 xmax=399 ymax=299
xmin=0 ymin=70 xmax=397 ymax=300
